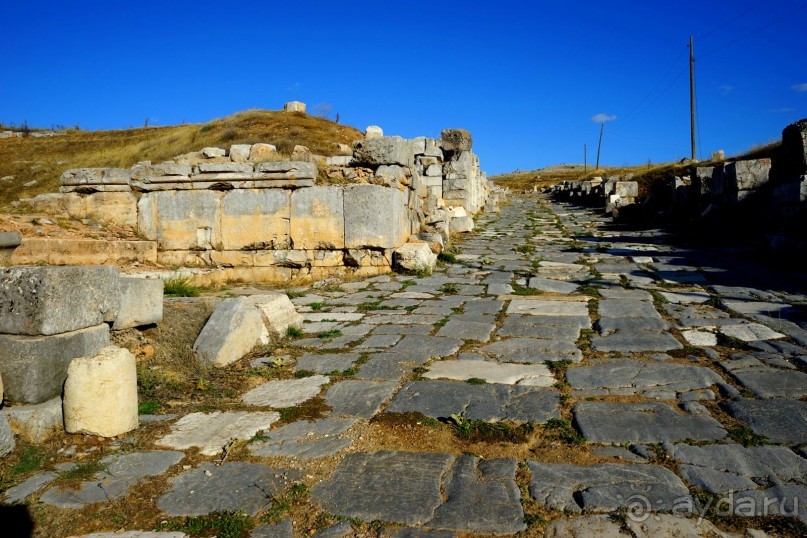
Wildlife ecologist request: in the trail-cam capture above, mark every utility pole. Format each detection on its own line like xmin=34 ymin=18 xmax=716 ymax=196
xmin=595 ymin=123 xmax=604 ymax=169
xmin=584 ymin=144 xmax=587 ymax=174
xmin=689 ymin=35 xmax=697 ymax=160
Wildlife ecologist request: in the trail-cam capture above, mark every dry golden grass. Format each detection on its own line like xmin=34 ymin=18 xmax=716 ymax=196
xmin=0 ymin=109 xmax=363 ymax=208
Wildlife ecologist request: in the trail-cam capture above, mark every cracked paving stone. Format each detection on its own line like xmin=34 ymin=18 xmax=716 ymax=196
xmin=294 ymin=353 xmax=360 ymax=374
xmin=39 ymin=451 xmax=184 ymax=509
xmin=573 ymin=402 xmax=726 ymax=443
xmin=461 ymin=299 xmax=503 ymax=315
xmin=355 ymin=334 xmax=402 ymax=350
xmin=423 ymin=359 xmax=554 ymax=386
xmin=668 ymin=443 xmax=807 ymax=495
xmin=249 ymin=417 xmax=357 ymax=459
xmin=527 ymin=277 xmax=579 ymax=294
xmin=598 ymin=288 xmax=653 ymax=301
xmin=480 ymin=337 xmax=582 ymax=363
xmin=427 ymin=456 xmax=525 ymax=534
xmin=595 ymin=316 xmax=671 ymax=334
xmin=242 ymin=375 xmax=329 ymax=407
xmin=528 ymin=462 xmax=692 ymax=513
xmin=311 ymin=451 xmax=453 ymax=526
xmin=720 ymin=323 xmax=786 ymax=342
xmin=385 ymin=380 xmax=560 ymax=422
xmin=157 ymin=411 xmax=279 ymax=456
xmin=591 ymin=330 xmax=683 ymax=353
xmin=506 ymin=299 xmax=589 ymax=317
xmin=324 ymin=380 xmax=399 ymax=418
xmin=567 ymin=360 xmax=723 ymax=398
xmin=725 ymin=398 xmax=807 ymax=444
xmin=158 ymin=462 xmax=302 ymax=516
xmin=728 ymin=367 xmax=807 ymax=399
xmin=387 ymin=335 xmax=463 ymax=361
xmin=435 ymin=319 xmax=495 ymax=342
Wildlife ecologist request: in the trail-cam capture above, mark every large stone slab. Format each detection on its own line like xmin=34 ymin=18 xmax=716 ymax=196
xmin=290 ymin=187 xmax=345 ymax=249
xmin=386 ymin=380 xmax=560 ymax=423
xmin=725 ymin=398 xmax=807 ymax=444
xmin=591 ymin=331 xmax=683 ymax=353
xmin=0 ymin=324 xmax=109 ymax=404
xmin=729 ymin=367 xmax=807 ymax=399
xmin=157 ymin=411 xmax=279 ymax=456
xmin=295 ymin=353 xmax=359 ymax=374
xmin=0 ymin=266 xmax=120 ymax=335
xmin=250 ymin=417 xmax=356 ymax=459
xmin=193 ymin=296 xmax=265 ymax=367
xmin=528 ymin=462 xmax=692 ymax=513
xmin=112 ymin=277 xmax=163 ymax=329
xmin=668 ymin=443 xmax=807 ymax=494
xmin=424 ymin=359 xmax=554 ymax=386
xmin=352 ymin=136 xmax=411 ymax=166
xmin=40 ymin=451 xmax=183 ymax=509
xmin=324 ymin=380 xmax=398 ymax=418
xmin=435 ymin=319 xmax=495 ymax=342
xmin=138 ymin=190 xmax=220 ymax=250
xmin=312 ymin=451 xmax=452 ymax=526
xmin=157 ymin=462 xmax=302 ymax=516
xmin=573 ymin=402 xmax=726 ymax=443
xmin=427 ymin=456 xmax=525 ymax=534
xmin=527 ymin=277 xmax=579 ymax=294
xmin=720 ymin=323 xmax=786 ymax=342
xmin=344 ymin=185 xmax=407 ymax=248
xmin=598 ymin=299 xmax=662 ymax=319
xmin=480 ymin=337 xmax=583 ymax=363
xmin=567 ymin=360 xmax=723 ymax=398
xmin=1 ymin=397 xmax=63 ymax=442
xmin=242 ymin=375 xmax=329 ymax=407
xmin=220 ymin=189 xmax=290 ymax=250
xmin=506 ymin=299 xmax=589 ymax=317
xmin=246 ymin=293 xmax=303 ymax=337
xmin=389 ymin=335 xmax=463 ymax=361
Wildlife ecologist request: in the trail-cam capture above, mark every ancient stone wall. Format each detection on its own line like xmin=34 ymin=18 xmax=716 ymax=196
xmin=21 ymin=128 xmax=490 ymax=280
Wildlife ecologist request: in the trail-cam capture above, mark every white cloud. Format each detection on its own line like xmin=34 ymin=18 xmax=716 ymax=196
xmin=591 ymin=113 xmax=617 ymax=123
xmin=792 ymin=83 xmax=807 ymax=92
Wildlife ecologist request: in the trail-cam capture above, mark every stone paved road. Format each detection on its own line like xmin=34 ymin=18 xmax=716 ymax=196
xmin=5 ymin=193 xmax=807 ymax=537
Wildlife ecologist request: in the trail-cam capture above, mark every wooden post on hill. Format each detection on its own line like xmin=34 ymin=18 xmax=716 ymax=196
xmin=595 ymin=123 xmax=604 ymax=170
xmin=584 ymin=144 xmax=587 ymax=174
xmin=689 ymin=35 xmax=697 ymax=160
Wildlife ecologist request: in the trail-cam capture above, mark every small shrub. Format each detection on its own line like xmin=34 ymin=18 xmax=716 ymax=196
xmin=138 ymin=399 xmax=160 ymax=415
xmin=437 ymin=251 xmax=456 ymax=264
xmin=163 ymin=277 xmax=201 ymax=297
xmin=286 ymin=326 xmax=304 ymax=338
xmin=219 ymin=128 xmax=238 ymax=142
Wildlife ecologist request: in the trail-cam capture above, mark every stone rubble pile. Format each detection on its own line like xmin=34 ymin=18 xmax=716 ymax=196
xmin=0 ymin=266 xmax=163 ymax=442
xmin=548 ymin=177 xmax=640 ymax=219
xmin=21 ymin=122 xmax=495 ymax=281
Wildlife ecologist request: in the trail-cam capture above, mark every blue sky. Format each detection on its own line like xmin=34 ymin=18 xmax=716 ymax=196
xmin=2 ymin=0 xmax=806 ymax=175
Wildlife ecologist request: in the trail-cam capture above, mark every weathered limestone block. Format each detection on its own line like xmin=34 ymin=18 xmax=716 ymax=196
xmin=724 ymin=159 xmax=771 ymax=191
xmin=365 ymin=126 xmax=383 ymax=138
xmin=229 ymin=144 xmax=252 ymax=163
xmin=138 ymin=191 xmax=220 ymax=250
xmin=249 ymin=143 xmax=277 ymax=161
xmin=63 ymin=346 xmax=138 ymax=437
xmin=83 ymin=192 xmax=139 ymax=227
xmin=284 ymin=101 xmax=306 ymax=113
xmin=60 ymin=168 xmax=131 ymax=186
xmin=0 ymin=414 xmax=12 ymax=457
xmin=254 ymin=161 xmax=317 ymax=180
xmin=1 ymin=397 xmax=63 ymax=442
xmin=113 ymin=277 xmax=163 ymax=330
xmin=131 ymin=163 xmax=192 ymax=181
xmin=424 ymin=138 xmax=443 ymax=158
xmin=0 ymin=324 xmax=109 ymax=404
xmin=614 ymin=181 xmax=638 ymax=198
xmin=417 ymin=232 xmax=444 ymax=254
xmin=10 ymin=238 xmax=156 ymax=266
xmin=221 ymin=189 xmax=291 ymax=250
xmin=202 ymin=147 xmax=226 ymax=158
xmin=450 ymin=216 xmax=474 ymax=233
xmin=290 ymin=187 xmax=345 ymax=249
xmin=245 ymin=294 xmax=302 ymax=337
xmin=193 ymin=297 xmax=265 ymax=367
xmin=441 ymin=129 xmax=473 ymax=153
xmin=196 ymin=162 xmax=253 ymax=174
xmin=0 ymin=267 xmax=120 ymax=336
xmin=352 ymin=136 xmax=410 ymax=167
xmin=393 ymin=242 xmax=437 ymax=273
xmin=344 ymin=185 xmax=408 ymax=249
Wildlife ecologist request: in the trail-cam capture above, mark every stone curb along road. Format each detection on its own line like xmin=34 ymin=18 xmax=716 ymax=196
xmin=3 ymin=192 xmax=806 ymax=538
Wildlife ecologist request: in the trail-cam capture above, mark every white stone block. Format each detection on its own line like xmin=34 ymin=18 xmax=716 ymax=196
xmin=63 ymin=347 xmax=138 ymax=438
xmin=193 ymin=297 xmax=265 ymax=367
xmin=245 ymin=293 xmax=303 ymax=338
xmin=365 ymin=125 xmax=383 ymax=138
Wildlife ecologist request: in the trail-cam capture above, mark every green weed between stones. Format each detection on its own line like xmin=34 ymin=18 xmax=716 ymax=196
xmin=317 ymin=329 xmax=343 ymax=339
xmin=157 ymin=510 xmax=254 ymax=538
xmin=286 ymin=326 xmax=304 ymax=338
xmin=437 ymin=251 xmax=457 ymax=264
xmin=727 ymin=425 xmax=768 ymax=447
xmin=163 ymin=276 xmax=202 ymax=297
xmin=0 ymin=446 xmax=54 ymax=490
xmin=690 ymin=491 xmax=807 ymax=538
xmin=263 ymin=482 xmax=309 ymax=524
xmin=138 ymin=399 xmax=161 ymax=415
xmin=439 ymin=283 xmax=459 ymax=294
xmin=466 ymin=377 xmax=487 ymax=385
xmin=285 ymin=289 xmax=305 ymax=299
xmin=543 ymin=418 xmax=586 ymax=446
xmin=447 ymin=412 xmax=534 ymax=443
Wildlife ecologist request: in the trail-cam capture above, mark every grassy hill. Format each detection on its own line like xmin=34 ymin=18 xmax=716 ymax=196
xmin=0 ymin=109 xmax=363 ymax=208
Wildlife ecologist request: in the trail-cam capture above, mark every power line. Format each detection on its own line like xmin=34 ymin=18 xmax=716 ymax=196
xmin=696 ymin=0 xmax=769 ymax=40
xmin=700 ymin=3 xmax=807 ymax=58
